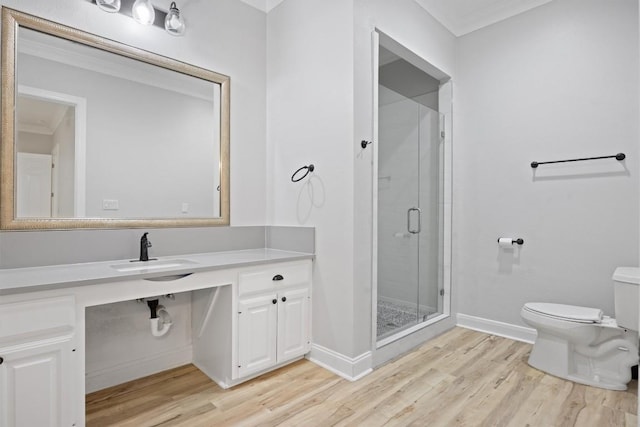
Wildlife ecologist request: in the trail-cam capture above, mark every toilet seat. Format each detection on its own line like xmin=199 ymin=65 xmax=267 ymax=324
xmin=523 ymin=303 xmax=603 ymax=324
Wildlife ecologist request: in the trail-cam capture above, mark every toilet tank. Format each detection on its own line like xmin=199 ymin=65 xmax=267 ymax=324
xmin=613 ymin=267 xmax=640 ymax=330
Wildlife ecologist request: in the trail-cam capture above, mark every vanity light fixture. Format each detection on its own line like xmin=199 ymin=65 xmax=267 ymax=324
xmin=96 ymin=0 xmax=121 ymax=13
xmin=164 ymin=2 xmax=185 ymax=36
xmin=94 ymin=0 xmax=186 ymax=36
xmin=132 ymin=0 xmax=156 ymax=25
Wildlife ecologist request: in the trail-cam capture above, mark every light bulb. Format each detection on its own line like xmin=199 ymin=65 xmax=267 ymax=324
xmin=164 ymin=2 xmax=185 ymax=36
xmin=96 ymin=0 xmax=121 ymax=13
xmin=132 ymin=0 xmax=156 ymax=25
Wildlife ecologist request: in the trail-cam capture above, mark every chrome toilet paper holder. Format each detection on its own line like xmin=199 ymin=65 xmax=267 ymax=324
xmin=497 ymin=238 xmax=524 ymax=245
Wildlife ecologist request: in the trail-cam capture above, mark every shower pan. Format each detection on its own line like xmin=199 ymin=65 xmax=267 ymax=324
xmin=374 ymin=37 xmax=451 ymax=345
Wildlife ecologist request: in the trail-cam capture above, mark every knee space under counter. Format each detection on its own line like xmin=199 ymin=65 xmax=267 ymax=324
xmin=85 ymin=286 xmax=233 ymax=393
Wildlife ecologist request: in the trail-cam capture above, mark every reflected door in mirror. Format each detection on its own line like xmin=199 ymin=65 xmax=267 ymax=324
xmin=16 ymin=152 xmax=52 ymax=217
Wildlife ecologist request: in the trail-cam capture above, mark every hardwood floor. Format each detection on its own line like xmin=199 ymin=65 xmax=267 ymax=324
xmin=86 ymin=327 xmax=638 ymax=426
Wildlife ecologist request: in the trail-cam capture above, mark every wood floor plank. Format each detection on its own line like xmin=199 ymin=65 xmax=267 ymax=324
xmin=453 ymin=356 xmax=543 ymax=426
xmin=574 ymin=402 xmax=625 ymax=427
xmin=506 ymin=372 xmax=577 ymax=426
xmin=384 ymin=354 xmax=517 ymax=425
xmin=246 ymin=378 xmax=347 ymax=426
xmin=86 ymin=327 xmax=638 ymax=427
xmin=338 ymin=368 xmax=443 ymax=426
xmin=274 ymin=402 xmax=355 ymax=427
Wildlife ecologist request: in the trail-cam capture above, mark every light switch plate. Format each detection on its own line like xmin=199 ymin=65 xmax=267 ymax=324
xmin=102 ymin=199 xmax=119 ymax=210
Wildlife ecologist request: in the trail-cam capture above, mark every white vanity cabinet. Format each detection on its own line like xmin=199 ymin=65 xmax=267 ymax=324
xmin=0 ymin=250 xmax=313 ymax=426
xmin=237 ymin=261 xmax=311 ymax=378
xmin=237 ymin=292 xmax=278 ymax=375
xmin=0 ymin=296 xmax=77 ymax=427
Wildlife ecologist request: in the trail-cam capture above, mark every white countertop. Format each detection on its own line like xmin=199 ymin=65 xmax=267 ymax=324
xmin=0 ymin=248 xmax=314 ymax=295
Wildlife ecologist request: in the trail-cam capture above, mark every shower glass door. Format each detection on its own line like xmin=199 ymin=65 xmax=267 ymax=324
xmin=376 ymin=82 xmax=445 ymax=341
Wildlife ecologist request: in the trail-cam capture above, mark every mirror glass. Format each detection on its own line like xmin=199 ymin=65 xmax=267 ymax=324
xmin=1 ymin=8 xmax=230 ymax=229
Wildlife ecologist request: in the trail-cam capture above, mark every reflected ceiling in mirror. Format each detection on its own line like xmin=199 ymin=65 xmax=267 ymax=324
xmin=1 ymin=7 xmax=230 ymax=230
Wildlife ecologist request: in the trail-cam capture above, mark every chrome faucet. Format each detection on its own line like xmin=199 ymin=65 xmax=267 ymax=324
xmin=140 ymin=232 xmax=152 ymax=261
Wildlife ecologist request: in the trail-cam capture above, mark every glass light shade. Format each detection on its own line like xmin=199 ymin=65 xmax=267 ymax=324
xmin=132 ymin=0 xmax=156 ymax=25
xmin=96 ymin=0 xmax=121 ymax=13
xmin=164 ymin=2 xmax=185 ymax=36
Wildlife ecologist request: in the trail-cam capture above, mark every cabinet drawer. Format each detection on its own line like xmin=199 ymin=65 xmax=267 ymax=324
xmin=0 ymin=296 xmax=75 ymax=342
xmin=239 ymin=262 xmax=310 ymax=296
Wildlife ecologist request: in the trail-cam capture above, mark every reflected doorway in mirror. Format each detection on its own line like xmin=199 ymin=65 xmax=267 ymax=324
xmin=16 ymin=85 xmax=87 ymax=218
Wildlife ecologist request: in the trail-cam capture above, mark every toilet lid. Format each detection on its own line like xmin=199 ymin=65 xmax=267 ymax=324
xmin=524 ymin=303 xmax=603 ymax=323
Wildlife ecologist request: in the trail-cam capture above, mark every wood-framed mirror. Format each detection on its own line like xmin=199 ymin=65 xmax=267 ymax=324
xmin=1 ymin=7 xmax=230 ymax=230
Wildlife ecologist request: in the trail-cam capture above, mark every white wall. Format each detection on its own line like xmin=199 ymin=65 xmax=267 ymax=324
xmin=85 ymin=293 xmax=192 ymax=392
xmin=266 ymin=0 xmax=356 ymax=357
xmin=266 ymin=0 xmax=457 ymax=368
xmin=52 ymin=108 xmax=75 ymax=217
xmin=455 ymin=0 xmax=639 ymax=327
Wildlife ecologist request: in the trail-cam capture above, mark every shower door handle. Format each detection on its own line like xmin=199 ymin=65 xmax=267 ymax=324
xmin=407 ymin=207 xmax=421 ymax=234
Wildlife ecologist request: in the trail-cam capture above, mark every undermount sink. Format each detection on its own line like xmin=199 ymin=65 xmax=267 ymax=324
xmin=110 ymin=258 xmax=198 ymax=273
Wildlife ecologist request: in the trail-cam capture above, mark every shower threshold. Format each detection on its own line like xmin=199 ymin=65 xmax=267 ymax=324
xmin=376 ymin=300 xmax=439 ymax=340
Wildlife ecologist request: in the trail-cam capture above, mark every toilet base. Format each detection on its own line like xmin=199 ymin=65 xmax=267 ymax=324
xmin=528 ymin=331 xmax=638 ymax=391
xmin=528 ymin=360 xmax=630 ymax=391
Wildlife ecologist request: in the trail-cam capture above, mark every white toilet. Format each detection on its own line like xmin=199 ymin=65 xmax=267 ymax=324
xmin=521 ymin=267 xmax=640 ymax=390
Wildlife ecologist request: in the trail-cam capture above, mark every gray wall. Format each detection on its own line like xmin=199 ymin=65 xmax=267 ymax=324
xmin=454 ymin=0 xmax=639 ymax=325
xmin=267 ymin=0 xmax=357 ymax=358
xmin=0 ymin=0 xmax=268 ymax=270
xmin=0 ymin=226 xmax=314 ymax=269
xmin=266 ymin=0 xmax=458 ymax=361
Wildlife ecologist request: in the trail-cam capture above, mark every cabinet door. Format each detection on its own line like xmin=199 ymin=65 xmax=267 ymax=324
xmin=0 ymin=336 xmax=74 ymax=427
xmin=277 ymin=287 xmax=310 ymax=362
xmin=238 ymin=293 xmax=278 ymax=378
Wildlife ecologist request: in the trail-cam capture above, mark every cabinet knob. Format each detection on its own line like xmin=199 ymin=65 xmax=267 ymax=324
xmin=272 ymin=274 xmax=284 ymax=281
xmin=272 ymin=299 xmax=277 ymax=304
xmin=0 ymin=357 xmax=3 ymax=365
xmin=281 ymin=297 xmax=287 ymax=302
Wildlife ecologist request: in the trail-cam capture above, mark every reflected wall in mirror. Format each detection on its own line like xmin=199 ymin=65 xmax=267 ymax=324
xmin=1 ymin=8 xmax=230 ymax=229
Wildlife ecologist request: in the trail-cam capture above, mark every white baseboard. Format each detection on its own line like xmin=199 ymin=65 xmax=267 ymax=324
xmin=308 ymin=344 xmax=372 ymax=381
xmin=85 ymin=345 xmax=193 ymax=393
xmin=456 ymin=313 xmax=537 ymax=344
